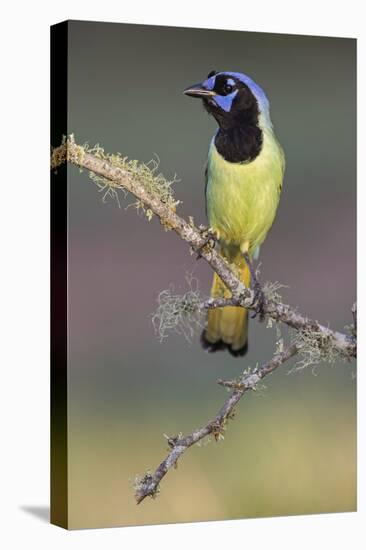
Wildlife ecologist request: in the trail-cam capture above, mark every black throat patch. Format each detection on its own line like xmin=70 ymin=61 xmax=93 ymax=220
xmin=204 ymin=75 xmax=263 ymax=163
xmin=214 ymin=123 xmax=263 ymax=163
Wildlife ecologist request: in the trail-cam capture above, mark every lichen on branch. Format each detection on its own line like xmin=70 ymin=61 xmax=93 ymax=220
xmin=152 ymin=276 xmax=204 ymax=342
xmin=51 ymin=134 xmax=180 ymax=216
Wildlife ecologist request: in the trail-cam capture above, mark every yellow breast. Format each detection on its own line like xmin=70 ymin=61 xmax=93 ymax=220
xmin=206 ymin=127 xmax=285 ymax=254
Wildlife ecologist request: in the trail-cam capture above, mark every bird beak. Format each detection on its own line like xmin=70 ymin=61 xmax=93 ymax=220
xmin=183 ymin=84 xmax=216 ymax=98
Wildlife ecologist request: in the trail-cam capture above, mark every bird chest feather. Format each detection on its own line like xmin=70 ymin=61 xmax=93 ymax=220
xmin=206 ymin=128 xmax=284 ymax=253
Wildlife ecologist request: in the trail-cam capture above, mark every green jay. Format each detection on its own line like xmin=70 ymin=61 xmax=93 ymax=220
xmin=184 ymin=71 xmax=285 ymax=356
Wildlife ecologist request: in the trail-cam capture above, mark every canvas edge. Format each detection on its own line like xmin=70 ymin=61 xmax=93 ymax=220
xmin=50 ymin=20 xmax=69 ymax=530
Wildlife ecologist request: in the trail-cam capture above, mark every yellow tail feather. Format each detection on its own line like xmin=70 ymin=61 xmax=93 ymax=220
xmin=202 ymin=254 xmax=251 ymax=356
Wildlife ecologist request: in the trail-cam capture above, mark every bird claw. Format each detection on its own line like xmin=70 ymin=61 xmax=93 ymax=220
xmin=242 ymin=252 xmax=266 ymax=321
xmin=195 ymin=226 xmax=217 ymax=260
xmin=250 ymin=281 xmax=267 ymax=321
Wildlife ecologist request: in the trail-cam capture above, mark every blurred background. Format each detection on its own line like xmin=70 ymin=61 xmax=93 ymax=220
xmin=64 ymin=21 xmax=356 ymax=528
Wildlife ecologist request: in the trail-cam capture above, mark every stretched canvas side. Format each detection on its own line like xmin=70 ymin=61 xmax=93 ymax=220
xmin=50 ymin=20 xmax=69 ymax=530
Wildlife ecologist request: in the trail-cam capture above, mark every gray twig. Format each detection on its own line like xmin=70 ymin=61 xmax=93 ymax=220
xmin=51 ymin=137 xmax=356 ymax=503
xmin=134 ymin=345 xmax=298 ymax=503
xmin=53 ymin=137 xmax=356 ymax=360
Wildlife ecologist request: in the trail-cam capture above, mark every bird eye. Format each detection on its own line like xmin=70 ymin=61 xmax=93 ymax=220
xmin=223 ymin=83 xmax=233 ymax=94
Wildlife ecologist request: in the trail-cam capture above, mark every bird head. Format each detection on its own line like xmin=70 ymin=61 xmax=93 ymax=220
xmin=184 ymin=70 xmax=271 ymax=130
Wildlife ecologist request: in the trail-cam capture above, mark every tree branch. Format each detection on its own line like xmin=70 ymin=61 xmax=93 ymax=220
xmin=52 ymin=137 xmax=356 ymax=360
xmin=134 ymin=344 xmax=298 ymax=503
xmin=51 ymin=137 xmax=356 ymax=503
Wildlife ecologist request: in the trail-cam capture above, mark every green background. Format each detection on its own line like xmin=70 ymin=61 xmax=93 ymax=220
xmin=65 ymin=21 xmax=356 ymax=528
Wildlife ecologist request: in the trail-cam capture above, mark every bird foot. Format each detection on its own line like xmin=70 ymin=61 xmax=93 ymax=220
xmin=250 ymin=280 xmax=267 ymax=321
xmin=195 ymin=226 xmax=217 ymax=260
xmin=243 ymin=252 xmax=267 ymax=322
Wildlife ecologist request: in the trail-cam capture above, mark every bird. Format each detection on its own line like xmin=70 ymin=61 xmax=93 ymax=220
xmin=184 ymin=70 xmax=285 ymax=357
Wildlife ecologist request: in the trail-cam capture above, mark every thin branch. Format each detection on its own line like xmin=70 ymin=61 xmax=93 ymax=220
xmin=51 ymin=137 xmax=356 ymax=503
xmin=134 ymin=344 xmax=298 ymax=504
xmin=53 ymin=137 xmax=356 ymax=360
